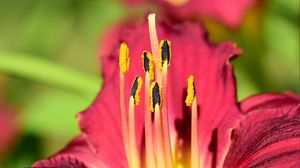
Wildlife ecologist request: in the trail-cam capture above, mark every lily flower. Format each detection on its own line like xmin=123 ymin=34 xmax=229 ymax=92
xmin=125 ymin=0 xmax=255 ymax=27
xmin=32 ymin=14 xmax=299 ymax=168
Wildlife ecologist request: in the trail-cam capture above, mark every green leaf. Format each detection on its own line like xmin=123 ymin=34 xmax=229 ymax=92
xmin=0 ymin=51 xmax=101 ymax=97
xmin=21 ymin=86 xmax=88 ymax=138
xmin=234 ymin=67 xmax=260 ymax=101
xmin=263 ymin=12 xmax=299 ymax=93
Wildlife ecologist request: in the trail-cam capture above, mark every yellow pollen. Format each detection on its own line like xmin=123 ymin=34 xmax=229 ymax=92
xmin=185 ymin=75 xmax=195 ymax=106
xmin=131 ymin=76 xmax=143 ymax=105
xmin=119 ymin=42 xmax=130 ymax=74
xmin=142 ymin=51 xmax=155 ymax=80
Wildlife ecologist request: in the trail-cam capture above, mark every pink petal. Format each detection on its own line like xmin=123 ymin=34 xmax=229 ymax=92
xmin=32 ymin=136 xmax=102 ymax=168
xmin=125 ymin=0 xmax=255 ymax=27
xmin=223 ymin=93 xmax=300 ymax=168
xmin=0 ymin=106 xmax=19 ymax=156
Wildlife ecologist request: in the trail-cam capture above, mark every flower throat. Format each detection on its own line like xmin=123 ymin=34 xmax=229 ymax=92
xmin=119 ymin=14 xmax=200 ymax=168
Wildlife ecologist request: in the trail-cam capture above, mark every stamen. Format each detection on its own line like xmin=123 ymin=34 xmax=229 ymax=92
xmin=119 ymin=42 xmax=131 ymax=166
xmin=161 ymin=39 xmax=174 ymax=168
xmin=142 ymin=51 xmax=156 ymax=168
xmin=148 ymin=14 xmax=162 ymax=83
xmin=129 ymin=76 xmax=143 ymax=168
xmin=185 ymin=75 xmax=199 ymax=168
xmin=151 ymin=82 xmax=166 ymax=168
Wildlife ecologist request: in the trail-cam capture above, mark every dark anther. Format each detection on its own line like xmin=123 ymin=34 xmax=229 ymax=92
xmin=152 ymin=82 xmax=161 ymax=110
xmin=161 ymin=40 xmax=170 ymax=66
xmin=193 ymin=82 xmax=196 ymax=96
xmin=131 ymin=77 xmax=139 ymax=103
xmin=143 ymin=52 xmax=150 ymax=72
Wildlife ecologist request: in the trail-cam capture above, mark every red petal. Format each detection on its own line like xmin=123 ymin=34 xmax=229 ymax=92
xmin=32 ymin=136 xmax=102 ymax=168
xmin=98 ymin=20 xmax=242 ymax=167
xmin=223 ymin=93 xmax=300 ymax=168
xmin=0 ymin=106 xmax=19 ymax=156
xmin=125 ymin=0 xmax=255 ymax=27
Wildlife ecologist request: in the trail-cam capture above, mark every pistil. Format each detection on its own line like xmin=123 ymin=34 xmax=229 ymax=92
xmin=148 ymin=14 xmax=162 ymax=84
xmin=185 ymin=75 xmax=200 ymax=168
xmin=119 ymin=42 xmax=131 ymax=166
xmin=160 ymin=40 xmax=174 ymax=168
xmin=129 ymin=76 xmax=143 ymax=168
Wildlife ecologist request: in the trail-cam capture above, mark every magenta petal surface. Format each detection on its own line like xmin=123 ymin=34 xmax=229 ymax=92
xmin=0 ymin=107 xmax=19 ymax=156
xmin=125 ymin=0 xmax=255 ymax=27
xmin=32 ymin=136 xmax=102 ymax=168
xmin=223 ymin=93 xmax=300 ymax=168
xmin=160 ymin=0 xmax=254 ymax=27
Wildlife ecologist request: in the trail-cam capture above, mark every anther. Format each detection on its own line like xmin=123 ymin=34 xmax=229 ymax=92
xmin=131 ymin=76 xmax=143 ymax=105
xmin=142 ymin=51 xmax=155 ymax=80
xmin=150 ymin=82 xmax=161 ymax=112
xmin=160 ymin=40 xmax=171 ymax=68
xmin=185 ymin=75 xmax=196 ymax=106
xmin=119 ymin=42 xmax=130 ymax=74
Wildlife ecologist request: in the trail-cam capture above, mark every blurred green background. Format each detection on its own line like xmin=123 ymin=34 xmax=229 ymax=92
xmin=0 ymin=0 xmax=298 ymax=167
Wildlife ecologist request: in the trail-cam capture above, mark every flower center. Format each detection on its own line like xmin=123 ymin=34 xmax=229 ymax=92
xmin=119 ymin=14 xmax=200 ymax=168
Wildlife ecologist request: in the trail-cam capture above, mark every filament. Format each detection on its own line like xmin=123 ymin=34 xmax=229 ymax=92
xmin=191 ymin=97 xmax=199 ymax=168
xmin=145 ymin=74 xmax=156 ymax=168
xmin=129 ymin=97 xmax=141 ymax=168
xmin=161 ymin=62 xmax=174 ymax=168
xmin=154 ymin=104 xmax=166 ymax=168
xmin=119 ymin=42 xmax=131 ymax=166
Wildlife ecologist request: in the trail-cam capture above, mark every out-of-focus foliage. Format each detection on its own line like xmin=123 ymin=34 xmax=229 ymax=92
xmin=0 ymin=0 xmax=298 ymax=167
xmin=0 ymin=0 xmax=125 ymax=167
